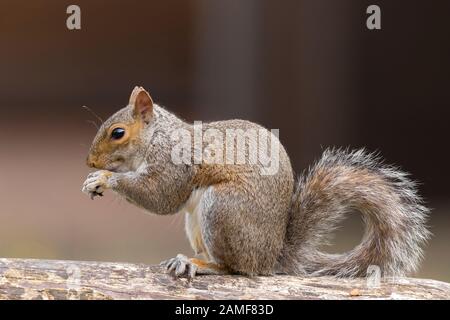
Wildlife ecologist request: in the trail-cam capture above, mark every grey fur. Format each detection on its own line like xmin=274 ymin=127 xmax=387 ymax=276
xmin=278 ymin=148 xmax=430 ymax=277
xmin=84 ymin=97 xmax=430 ymax=278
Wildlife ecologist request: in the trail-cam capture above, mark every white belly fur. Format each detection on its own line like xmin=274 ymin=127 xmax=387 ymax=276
xmin=180 ymin=187 xmax=211 ymax=260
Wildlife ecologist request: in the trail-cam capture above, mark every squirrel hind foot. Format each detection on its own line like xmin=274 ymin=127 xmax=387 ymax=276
xmin=160 ymin=254 xmax=228 ymax=280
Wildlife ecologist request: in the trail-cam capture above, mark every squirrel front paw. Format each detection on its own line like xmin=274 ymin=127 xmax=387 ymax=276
xmin=82 ymin=170 xmax=113 ymax=200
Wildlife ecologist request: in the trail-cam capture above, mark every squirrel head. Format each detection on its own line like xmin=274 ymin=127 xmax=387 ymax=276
xmin=86 ymin=86 xmax=154 ymax=172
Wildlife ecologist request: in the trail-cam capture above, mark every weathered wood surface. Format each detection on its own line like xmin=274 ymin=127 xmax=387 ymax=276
xmin=0 ymin=258 xmax=449 ymax=300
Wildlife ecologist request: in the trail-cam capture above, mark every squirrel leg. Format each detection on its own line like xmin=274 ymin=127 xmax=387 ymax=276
xmin=160 ymin=254 xmax=228 ymax=279
xmin=190 ymin=257 xmax=228 ymax=275
xmin=197 ymin=184 xmax=286 ymax=276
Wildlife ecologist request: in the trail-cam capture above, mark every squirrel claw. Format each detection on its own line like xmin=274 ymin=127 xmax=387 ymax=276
xmin=89 ymin=191 xmax=103 ymax=200
xmin=161 ymin=254 xmax=198 ymax=280
xmin=82 ymin=170 xmax=111 ymax=199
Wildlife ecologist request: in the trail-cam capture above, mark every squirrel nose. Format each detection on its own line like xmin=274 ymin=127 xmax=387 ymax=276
xmin=86 ymin=156 xmax=98 ymax=168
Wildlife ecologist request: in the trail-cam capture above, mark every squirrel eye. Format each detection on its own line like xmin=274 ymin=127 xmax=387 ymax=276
xmin=111 ymin=127 xmax=125 ymax=140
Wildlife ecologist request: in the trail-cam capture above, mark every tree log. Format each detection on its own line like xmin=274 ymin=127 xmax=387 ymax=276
xmin=0 ymin=258 xmax=449 ymax=300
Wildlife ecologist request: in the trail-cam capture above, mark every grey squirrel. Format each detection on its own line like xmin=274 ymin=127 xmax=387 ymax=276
xmin=82 ymin=86 xmax=430 ymax=279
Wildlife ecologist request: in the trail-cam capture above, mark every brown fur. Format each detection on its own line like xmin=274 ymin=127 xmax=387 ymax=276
xmin=83 ymin=87 xmax=430 ymax=279
xmin=190 ymin=258 xmax=226 ymax=272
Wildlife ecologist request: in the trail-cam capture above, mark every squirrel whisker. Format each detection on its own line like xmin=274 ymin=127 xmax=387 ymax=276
xmin=82 ymin=105 xmax=104 ymax=125
xmin=85 ymin=119 xmax=100 ymax=130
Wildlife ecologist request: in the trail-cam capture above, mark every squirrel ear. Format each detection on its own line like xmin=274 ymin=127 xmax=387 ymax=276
xmin=129 ymin=86 xmax=153 ymax=123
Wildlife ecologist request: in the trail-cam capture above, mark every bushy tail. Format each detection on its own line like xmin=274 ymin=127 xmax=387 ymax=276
xmin=279 ymin=148 xmax=430 ymax=277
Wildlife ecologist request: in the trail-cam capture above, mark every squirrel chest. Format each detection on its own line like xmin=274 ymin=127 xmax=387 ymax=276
xmin=180 ymin=187 xmax=211 ymax=260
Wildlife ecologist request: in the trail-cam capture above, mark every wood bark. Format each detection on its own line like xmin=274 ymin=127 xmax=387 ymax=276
xmin=0 ymin=258 xmax=449 ymax=300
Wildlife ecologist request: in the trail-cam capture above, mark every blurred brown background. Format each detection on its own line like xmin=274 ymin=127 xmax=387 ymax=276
xmin=0 ymin=0 xmax=449 ymax=281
